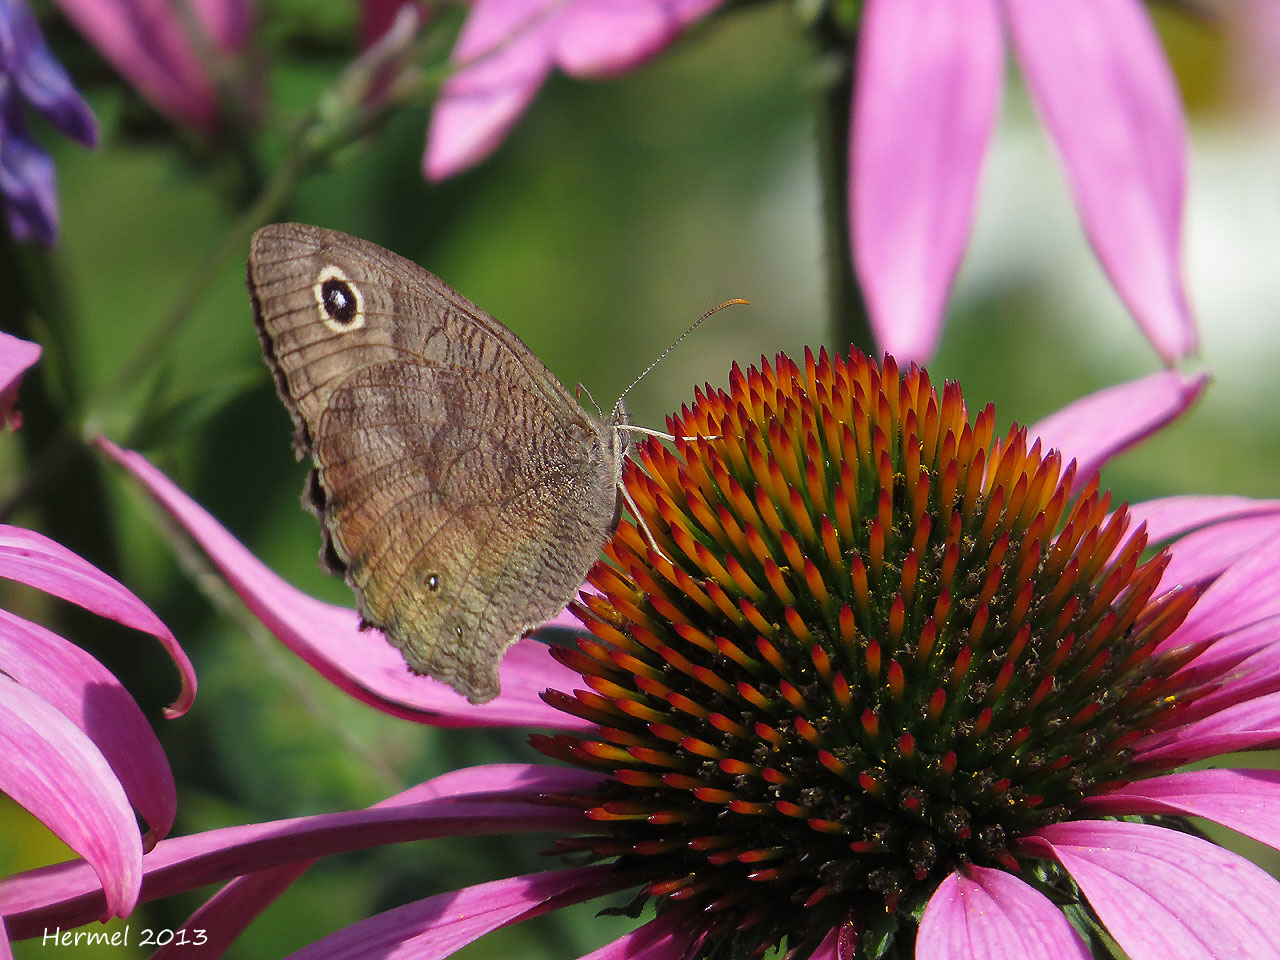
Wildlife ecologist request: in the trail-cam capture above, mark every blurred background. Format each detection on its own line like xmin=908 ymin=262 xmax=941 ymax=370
xmin=2 ymin=1 xmax=1277 ymax=956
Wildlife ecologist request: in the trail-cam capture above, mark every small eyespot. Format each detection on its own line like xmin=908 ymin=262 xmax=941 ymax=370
xmin=427 ymin=574 xmax=440 ymax=591
xmin=322 ymin=280 xmax=356 ymax=321
xmin=454 ymin=625 xmax=463 ymax=639
xmin=313 ymin=265 xmax=364 ymax=332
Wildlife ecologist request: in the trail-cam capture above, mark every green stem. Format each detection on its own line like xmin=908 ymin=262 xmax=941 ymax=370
xmin=0 ymin=242 xmax=118 ymax=569
xmin=813 ymin=26 xmax=872 ymax=354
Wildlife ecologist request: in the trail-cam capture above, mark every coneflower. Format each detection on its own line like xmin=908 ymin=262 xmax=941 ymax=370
xmin=9 ymin=351 xmax=1280 ymax=960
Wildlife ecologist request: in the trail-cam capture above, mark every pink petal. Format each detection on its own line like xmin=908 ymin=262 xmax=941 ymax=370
xmin=287 ymin=865 xmax=620 ymax=959
xmin=1123 ymin=500 xmax=1280 ymax=609
xmin=0 ymin=522 xmax=194 ymax=717
xmin=1172 ymin=534 xmax=1280 ymax=646
xmin=1027 ymin=370 xmax=1206 ymax=491
xmin=0 ymin=765 xmax=592 ymax=938
xmin=1127 ymin=495 xmax=1280 ymax=546
xmin=0 ymin=918 xmax=11 ymax=960
xmin=97 ymin=439 xmax=589 ymax=730
xmin=555 ymin=0 xmax=725 ymax=77
xmin=424 ymin=0 xmax=559 ymax=179
xmin=0 ymin=609 xmax=176 ymax=842
xmin=0 ymin=676 xmax=142 ymax=920
xmin=574 ymin=906 xmax=706 ymax=959
xmin=153 ymin=764 xmax=603 ymax=959
xmin=917 ymin=865 xmax=1091 ymax=960
xmin=1135 ymin=689 xmax=1280 ymax=767
xmin=153 ymin=862 xmax=310 ymax=960
xmin=1021 ymin=820 xmax=1280 ymax=960
xmin=1154 ymin=616 xmax=1280 ymax=724
xmin=555 ymin=1 xmax=678 ymax=76
xmin=1004 ymin=0 xmax=1195 ymax=362
xmin=1158 ymin=611 xmax=1280 ymax=687
xmin=667 ymin=0 xmax=725 ymax=22
xmin=1152 ymin=514 xmax=1280 ymax=607
xmin=850 ymin=0 xmax=1003 ymax=363
xmin=0 ymin=333 xmax=41 ymax=430
xmin=1082 ymin=769 xmax=1280 ymax=854
xmin=392 ymin=762 xmax=607 ymax=801
xmin=189 ymin=0 xmax=254 ymax=53
xmin=48 ymin=0 xmax=222 ymax=132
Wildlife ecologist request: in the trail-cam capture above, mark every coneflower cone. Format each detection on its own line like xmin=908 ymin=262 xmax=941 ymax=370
xmin=533 ymin=348 xmax=1206 ymax=959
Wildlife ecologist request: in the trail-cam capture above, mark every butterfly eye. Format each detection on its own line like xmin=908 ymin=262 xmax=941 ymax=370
xmin=313 ymin=265 xmax=365 ymax=332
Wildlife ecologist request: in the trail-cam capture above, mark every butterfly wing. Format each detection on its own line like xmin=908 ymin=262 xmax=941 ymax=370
xmin=249 ymin=223 xmax=624 ymax=702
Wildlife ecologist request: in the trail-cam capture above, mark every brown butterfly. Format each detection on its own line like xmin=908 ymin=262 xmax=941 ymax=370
xmin=248 ymin=223 xmax=628 ymax=703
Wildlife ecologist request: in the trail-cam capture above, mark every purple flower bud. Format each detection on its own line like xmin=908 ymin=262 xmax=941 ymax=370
xmin=0 ymin=0 xmax=96 ymax=245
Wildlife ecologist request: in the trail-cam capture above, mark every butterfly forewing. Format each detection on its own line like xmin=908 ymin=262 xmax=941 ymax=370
xmin=248 ymin=223 xmax=625 ymax=703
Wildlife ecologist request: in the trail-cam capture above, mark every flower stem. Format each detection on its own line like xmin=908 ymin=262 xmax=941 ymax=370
xmin=0 ymin=241 xmax=117 ymax=565
xmin=813 ymin=25 xmax=872 ymax=353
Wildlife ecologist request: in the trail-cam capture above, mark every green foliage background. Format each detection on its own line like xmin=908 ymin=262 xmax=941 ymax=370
xmin=2 ymin=3 xmax=1277 ymax=957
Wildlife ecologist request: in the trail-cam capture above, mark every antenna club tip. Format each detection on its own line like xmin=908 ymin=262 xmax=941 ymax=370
xmin=699 ymin=298 xmax=750 ymax=323
xmin=615 ymin=296 xmax=745 ymax=404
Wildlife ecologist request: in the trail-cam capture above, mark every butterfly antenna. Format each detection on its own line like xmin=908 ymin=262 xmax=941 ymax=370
xmin=612 ymin=298 xmax=750 ymax=414
xmin=576 ymin=382 xmax=605 ymax=420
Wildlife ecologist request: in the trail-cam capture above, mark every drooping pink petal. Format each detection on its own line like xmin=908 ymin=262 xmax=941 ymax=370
xmin=667 ymin=0 xmax=724 ymax=23
xmin=152 ymin=862 xmax=310 ymax=960
xmin=917 ymin=865 xmax=1091 ymax=960
xmin=555 ymin=1 xmax=680 ymax=76
xmin=0 ymin=609 xmax=176 ymax=842
xmin=152 ymin=764 xmax=604 ymax=960
xmin=575 ymin=905 xmax=707 ymax=959
xmin=424 ymin=0 xmax=559 ymax=179
xmin=96 ymin=439 xmax=589 ymax=731
xmin=1152 ymin=514 xmax=1280 ymax=607
xmin=1082 ymin=769 xmax=1280 ymax=854
xmin=1135 ymin=689 xmax=1280 ymax=767
xmin=189 ymin=0 xmax=254 ymax=52
xmin=287 ymin=865 xmax=622 ymax=960
xmin=1004 ymin=0 xmax=1195 ymax=363
xmin=1021 ymin=820 xmax=1280 ymax=960
xmin=0 ymin=522 xmax=194 ymax=717
xmin=1127 ymin=495 xmax=1280 ymax=546
xmin=1158 ymin=611 xmax=1279 ymax=687
xmin=0 ymin=766 xmax=591 ymax=939
xmin=0 ymin=917 xmax=11 ymax=960
xmin=1027 ymin=370 xmax=1206 ymax=490
xmin=0 ymin=333 xmax=41 ymax=430
xmin=850 ymin=0 xmax=1003 ymax=363
xmin=389 ymin=761 xmax=608 ymax=802
xmin=0 ymin=675 xmax=142 ymax=921
xmin=554 ymin=0 xmax=724 ymax=77
xmin=48 ymin=0 xmax=237 ymax=133
xmin=1155 ymin=616 xmax=1280 ymax=724
xmin=1172 ymin=535 xmax=1280 ymax=646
